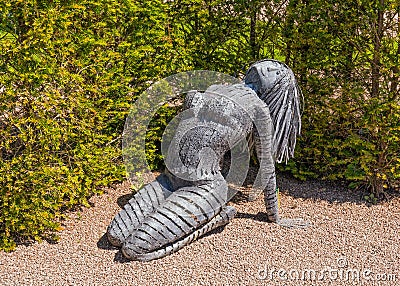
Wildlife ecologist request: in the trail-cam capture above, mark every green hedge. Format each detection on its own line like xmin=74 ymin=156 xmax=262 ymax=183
xmin=280 ymin=0 xmax=400 ymax=194
xmin=0 ymin=0 xmax=188 ymax=251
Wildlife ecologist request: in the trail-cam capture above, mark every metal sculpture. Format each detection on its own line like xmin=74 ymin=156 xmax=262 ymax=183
xmin=106 ymin=59 xmax=306 ymax=261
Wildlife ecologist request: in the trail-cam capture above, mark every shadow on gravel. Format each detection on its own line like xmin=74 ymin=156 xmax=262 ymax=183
xmin=278 ymin=172 xmax=400 ymax=205
xmin=113 ymin=251 xmax=131 ymax=263
xmin=276 ymin=173 xmax=364 ymax=204
xmin=229 ymin=188 xmax=249 ymax=204
xmin=97 ymin=233 xmax=118 ymax=250
xmin=234 ymin=211 xmax=270 ymax=222
xmin=96 ymin=233 xmax=131 ymax=263
xmin=117 ymin=193 xmax=135 ymax=209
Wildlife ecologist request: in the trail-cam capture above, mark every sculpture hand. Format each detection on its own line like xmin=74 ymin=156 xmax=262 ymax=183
xmin=277 ymin=218 xmax=311 ymax=229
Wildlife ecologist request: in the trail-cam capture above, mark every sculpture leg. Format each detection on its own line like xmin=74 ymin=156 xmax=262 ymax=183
xmin=249 ymin=104 xmax=307 ymax=228
xmin=263 ymin=172 xmax=279 ymax=222
xmin=262 ymin=171 xmax=311 ymax=228
xmin=107 ymin=173 xmax=173 ymax=247
xmin=250 ymin=106 xmax=280 ymax=223
xmin=124 ymin=205 xmax=237 ymax=261
xmin=121 ymin=175 xmax=229 ymax=260
xmin=250 ymin=126 xmax=310 ymax=228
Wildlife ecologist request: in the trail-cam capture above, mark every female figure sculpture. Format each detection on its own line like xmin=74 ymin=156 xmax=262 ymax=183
xmin=107 ymin=59 xmax=303 ymax=261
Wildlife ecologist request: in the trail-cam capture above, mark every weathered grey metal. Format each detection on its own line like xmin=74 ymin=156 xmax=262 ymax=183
xmin=245 ymin=59 xmax=302 ymax=164
xmin=107 ymin=59 xmax=304 ymax=261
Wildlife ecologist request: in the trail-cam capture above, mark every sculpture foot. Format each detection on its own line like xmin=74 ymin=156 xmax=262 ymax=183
xmin=122 ymin=206 xmax=237 ymax=261
xmin=107 ymin=175 xmax=173 ymax=247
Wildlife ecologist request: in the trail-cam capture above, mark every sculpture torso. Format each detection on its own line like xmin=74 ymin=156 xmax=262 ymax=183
xmin=165 ymin=84 xmax=259 ymax=187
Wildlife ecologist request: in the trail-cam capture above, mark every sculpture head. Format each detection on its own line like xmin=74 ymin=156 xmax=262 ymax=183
xmin=244 ymin=59 xmax=302 ymax=163
xmin=244 ymin=59 xmax=296 ymax=100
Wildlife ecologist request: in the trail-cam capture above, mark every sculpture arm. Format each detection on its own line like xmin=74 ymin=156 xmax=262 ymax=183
xmin=252 ymin=103 xmax=310 ymax=229
xmin=252 ymin=104 xmax=279 ymax=223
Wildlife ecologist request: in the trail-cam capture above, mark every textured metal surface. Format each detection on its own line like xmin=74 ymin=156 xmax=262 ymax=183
xmin=245 ymin=59 xmax=302 ymax=164
xmin=107 ymin=59 xmax=303 ymax=261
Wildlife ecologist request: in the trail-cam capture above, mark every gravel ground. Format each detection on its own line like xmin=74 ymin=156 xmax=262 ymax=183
xmin=1 ymin=173 xmax=399 ymax=286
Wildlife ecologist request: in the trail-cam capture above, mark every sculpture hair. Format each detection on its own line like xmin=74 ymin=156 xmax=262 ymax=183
xmin=244 ymin=59 xmax=302 ymax=163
